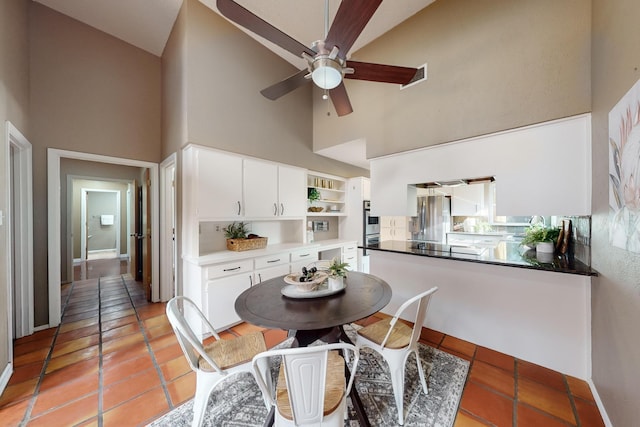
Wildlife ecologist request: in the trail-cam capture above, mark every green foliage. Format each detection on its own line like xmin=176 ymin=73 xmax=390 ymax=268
xmin=307 ymin=187 xmax=321 ymax=204
xmin=521 ymin=225 xmax=561 ymax=246
xmin=328 ymin=257 xmax=349 ymax=277
xmin=223 ymin=221 xmax=249 ymax=239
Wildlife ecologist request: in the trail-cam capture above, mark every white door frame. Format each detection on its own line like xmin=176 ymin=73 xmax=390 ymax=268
xmin=47 ymin=149 xmax=160 ymax=327
xmin=80 ymin=188 xmax=121 ymax=260
xmin=160 ymin=153 xmax=177 ymax=301
xmin=5 ymin=121 xmax=34 ymax=339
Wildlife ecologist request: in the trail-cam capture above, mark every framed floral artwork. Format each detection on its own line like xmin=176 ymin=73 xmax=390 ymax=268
xmin=609 ymin=78 xmax=640 ymax=252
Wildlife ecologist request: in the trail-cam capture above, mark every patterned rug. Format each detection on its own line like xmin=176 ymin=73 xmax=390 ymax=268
xmin=149 ymin=325 xmax=469 ymax=427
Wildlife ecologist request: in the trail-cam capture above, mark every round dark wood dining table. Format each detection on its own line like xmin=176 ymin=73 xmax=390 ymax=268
xmin=235 ymin=271 xmax=391 ymax=427
xmin=235 ymin=271 xmax=392 ymax=346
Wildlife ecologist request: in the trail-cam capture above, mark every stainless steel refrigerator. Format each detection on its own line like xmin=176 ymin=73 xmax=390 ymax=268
xmin=410 ymin=196 xmax=451 ymax=243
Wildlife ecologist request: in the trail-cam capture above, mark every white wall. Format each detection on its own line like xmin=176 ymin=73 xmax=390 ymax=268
xmin=370 ymin=114 xmax=591 ymax=217
xmin=371 ymin=250 xmax=591 ymax=379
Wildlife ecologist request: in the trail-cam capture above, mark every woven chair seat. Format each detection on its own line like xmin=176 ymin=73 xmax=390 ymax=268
xmin=198 ymin=332 xmax=267 ymax=371
xmin=357 ymin=318 xmax=412 ymax=349
xmin=276 ymin=351 xmax=346 ymax=420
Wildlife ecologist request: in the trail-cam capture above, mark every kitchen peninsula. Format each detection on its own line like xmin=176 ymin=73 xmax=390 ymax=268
xmin=366 ymin=240 xmax=596 ymax=276
xmin=365 ymin=240 xmax=593 ymax=379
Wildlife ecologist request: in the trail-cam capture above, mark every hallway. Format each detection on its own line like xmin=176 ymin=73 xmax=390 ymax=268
xmin=0 ymin=260 xmax=605 ymax=426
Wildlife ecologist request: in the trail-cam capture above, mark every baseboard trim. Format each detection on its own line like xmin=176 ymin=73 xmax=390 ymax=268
xmin=0 ymin=362 xmax=13 ymax=396
xmin=34 ymin=324 xmax=51 ymax=332
xmin=588 ymin=378 xmax=613 ymax=427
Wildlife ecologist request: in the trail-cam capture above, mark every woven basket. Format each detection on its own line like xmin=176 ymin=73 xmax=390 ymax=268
xmin=226 ymin=237 xmax=268 ymax=252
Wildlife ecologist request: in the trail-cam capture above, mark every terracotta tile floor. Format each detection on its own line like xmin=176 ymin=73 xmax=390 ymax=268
xmin=0 ymin=265 xmax=605 ymax=426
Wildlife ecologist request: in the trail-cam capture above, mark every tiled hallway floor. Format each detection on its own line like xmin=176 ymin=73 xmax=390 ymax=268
xmin=1 ymin=269 xmax=605 ymax=426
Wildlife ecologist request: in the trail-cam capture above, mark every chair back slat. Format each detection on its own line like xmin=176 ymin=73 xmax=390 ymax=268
xmin=282 ymin=352 xmax=328 ymax=424
xmin=166 ymin=296 xmax=223 ymax=374
xmin=381 ymin=286 xmax=438 ymax=349
xmin=253 ymin=342 xmax=359 ymax=426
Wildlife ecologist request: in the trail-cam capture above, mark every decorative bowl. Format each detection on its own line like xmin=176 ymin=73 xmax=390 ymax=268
xmin=283 ymin=272 xmax=328 ymax=292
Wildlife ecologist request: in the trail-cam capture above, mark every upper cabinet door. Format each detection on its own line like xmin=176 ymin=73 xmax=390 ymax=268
xmin=244 ymin=159 xmax=279 ymax=218
xmin=278 ymin=166 xmax=306 ymax=217
xmin=197 ymin=149 xmax=243 ymax=218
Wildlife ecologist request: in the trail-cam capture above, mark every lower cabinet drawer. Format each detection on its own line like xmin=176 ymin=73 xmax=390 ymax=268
xmin=205 ymin=259 xmax=253 ymax=280
xmin=254 ymin=253 xmax=288 ymax=270
xmin=290 ymin=249 xmax=319 ymax=263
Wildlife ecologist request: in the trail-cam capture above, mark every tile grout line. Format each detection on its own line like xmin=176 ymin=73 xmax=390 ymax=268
xmin=120 ymin=276 xmax=174 ymax=410
xmin=19 ymin=281 xmax=77 ymax=426
xmin=513 ymin=357 xmax=519 ymax=426
xmin=564 ymin=374 xmax=582 ymax=426
xmin=97 ymin=276 xmax=104 ymax=427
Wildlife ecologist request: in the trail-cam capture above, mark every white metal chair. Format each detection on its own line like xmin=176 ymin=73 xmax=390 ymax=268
xmin=166 ymin=296 xmax=271 ymax=427
xmin=252 ymin=342 xmax=360 ymax=427
xmin=355 ymin=286 xmax=438 ymax=425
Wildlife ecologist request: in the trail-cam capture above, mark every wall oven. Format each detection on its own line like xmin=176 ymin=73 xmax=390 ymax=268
xmin=363 ymin=201 xmax=380 ymax=254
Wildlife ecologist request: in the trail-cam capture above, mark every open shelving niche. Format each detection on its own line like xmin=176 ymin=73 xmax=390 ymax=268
xmin=307 ymin=171 xmax=347 ymax=216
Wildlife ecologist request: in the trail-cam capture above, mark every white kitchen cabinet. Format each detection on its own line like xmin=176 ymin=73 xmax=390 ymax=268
xmin=244 ymin=159 xmax=279 ymax=217
xmin=256 ymin=264 xmax=291 ymax=283
xmin=342 ymin=243 xmax=358 ymax=271
xmin=254 ymin=252 xmax=290 ymax=283
xmin=451 ymin=184 xmax=486 ymax=216
xmin=196 ymin=148 xmax=243 ymax=218
xmin=380 ymin=216 xmax=407 ymax=241
xmin=244 ymin=159 xmax=306 ymax=218
xmin=205 ymin=272 xmax=253 ymax=330
xmin=278 ymin=166 xmax=307 ymax=217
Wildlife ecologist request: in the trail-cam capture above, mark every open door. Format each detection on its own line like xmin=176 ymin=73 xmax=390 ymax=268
xmin=142 ymin=169 xmax=152 ymax=300
xmin=129 ymin=179 xmax=139 ymax=280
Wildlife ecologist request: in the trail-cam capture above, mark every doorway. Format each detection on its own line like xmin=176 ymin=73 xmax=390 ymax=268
xmin=47 ymin=149 xmax=159 ymax=328
xmin=81 ymin=189 xmax=121 ymax=261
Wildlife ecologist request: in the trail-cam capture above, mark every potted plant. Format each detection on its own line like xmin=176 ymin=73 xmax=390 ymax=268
xmin=223 ymin=221 xmax=249 ymax=239
xmin=520 ymin=224 xmax=560 ymax=253
xmin=307 ymin=187 xmax=323 ymax=212
xmin=327 ymin=258 xmax=349 ymax=290
xmin=223 ymin=222 xmax=267 ymax=251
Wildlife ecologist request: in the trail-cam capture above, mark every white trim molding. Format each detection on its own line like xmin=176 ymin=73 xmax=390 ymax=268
xmin=5 ymin=121 xmax=34 ymax=339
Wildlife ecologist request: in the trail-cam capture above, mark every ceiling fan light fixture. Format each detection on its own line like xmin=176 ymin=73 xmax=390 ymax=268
xmin=311 ymin=57 xmax=343 ymax=90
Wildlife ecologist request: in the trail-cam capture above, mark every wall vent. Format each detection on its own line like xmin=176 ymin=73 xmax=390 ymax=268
xmin=401 ymin=63 xmax=427 ymax=90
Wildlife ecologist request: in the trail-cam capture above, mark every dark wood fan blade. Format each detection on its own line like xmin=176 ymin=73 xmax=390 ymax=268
xmin=324 ymin=0 xmax=382 ymax=59
xmin=329 ymin=83 xmax=353 ymax=116
xmin=260 ymin=69 xmax=310 ymax=100
xmin=217 ymin=0 xmax=316 ymax=58
xmin=345 ymin=60 xmax=418 ymax=85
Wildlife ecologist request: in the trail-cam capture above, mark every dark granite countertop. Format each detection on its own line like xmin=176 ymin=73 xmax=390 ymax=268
xmin=363 ymin=240 xmax=597 ymax=276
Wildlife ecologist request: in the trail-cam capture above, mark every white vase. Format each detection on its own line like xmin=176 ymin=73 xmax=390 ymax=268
xmin=536 ymin=241 xmax=554 ymax=253
xmin=328 ymin=276 xmax=344 ymax=291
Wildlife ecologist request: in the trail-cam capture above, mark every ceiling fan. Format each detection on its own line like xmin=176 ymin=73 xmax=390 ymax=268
xmin=217 ymin=0 xmax=419 ymax=116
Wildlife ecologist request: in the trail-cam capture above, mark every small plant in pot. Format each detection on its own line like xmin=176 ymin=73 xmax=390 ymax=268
xmin=520 ymin=224 xmax=560 ymax=253
xmin=223 ymin=221 xmax=249 ymax=239
xmin=307 ymin=188 xmax=323 ymax=212
xmin=327 ymin=258 xmax=349 ymax=290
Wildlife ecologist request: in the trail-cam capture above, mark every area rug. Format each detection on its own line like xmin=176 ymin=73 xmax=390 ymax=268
xmin=149 ymin=326 xmax=469 ymax=427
